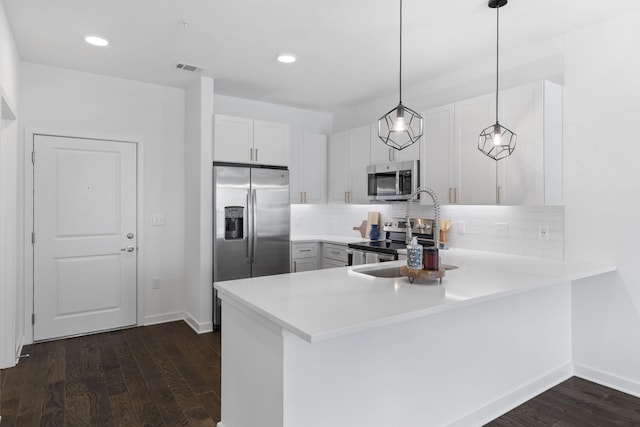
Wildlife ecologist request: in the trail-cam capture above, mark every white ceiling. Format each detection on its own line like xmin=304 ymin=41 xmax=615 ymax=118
xmin=4 ymin=0 xmax=640 ymax=112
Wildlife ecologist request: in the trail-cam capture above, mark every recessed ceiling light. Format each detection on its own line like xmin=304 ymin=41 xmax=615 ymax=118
xmin=85 ymin=35 xmax=109 ymax=47
xmin=277 ymin=54 xmax=296 ymax=64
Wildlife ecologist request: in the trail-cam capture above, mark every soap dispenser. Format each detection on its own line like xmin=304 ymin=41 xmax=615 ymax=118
xmin=406 ymin=237 xmax=423 ymax=270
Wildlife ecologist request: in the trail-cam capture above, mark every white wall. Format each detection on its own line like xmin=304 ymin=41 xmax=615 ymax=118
xmin=333 ymin=37 xmax=564 ymax=132
xmin=0 ymin=0 xmax=20 ymax=369
xmin=19 ymin=62 xmax=187 ymax=336
xmin=184 ymin=76 xmax=214 ymax=332
xmin=563 ymin=11 xmax=640 ymax=394
xmin=215 ymin=94 xmax=333 ymax=135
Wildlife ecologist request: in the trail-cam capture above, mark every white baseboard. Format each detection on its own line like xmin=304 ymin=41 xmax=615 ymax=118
xmin=143 ymin=311 xmax=184 ymax=326
xmin=574 ymin=364 xmax=640 ymax=398
xmin=184 ymin=311 xmax=214 ymax=334
xmin=450 ymin=363 xmax=574 ymax=427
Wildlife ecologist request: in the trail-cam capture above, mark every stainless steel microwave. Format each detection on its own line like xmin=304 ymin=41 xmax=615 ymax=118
xmin=367 ymin=160 xmax=419 ymax=201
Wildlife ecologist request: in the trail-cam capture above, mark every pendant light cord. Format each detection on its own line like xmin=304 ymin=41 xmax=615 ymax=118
xmin=399 ymin=0 xmax=403 ymax=104
xmin=495 ymin=4 xmax=500 ymax=123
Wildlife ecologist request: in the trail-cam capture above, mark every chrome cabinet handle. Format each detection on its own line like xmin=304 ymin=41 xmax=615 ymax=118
xmin=293 ymin=260 xmax=297 ymax=272
xmin=250 ymin=148 xmax=253 ymax=161
xmin=299 ymin=249 xmax=311 ymax=252
xmin=389 ymin=148 xmax=393 ymax=162
xmin=497 ymin=186 xmax=502 ymax=205
xmin=448 ymin=188 xmax=453 ymax=204
xmin=344 ymin=191 xmax=348 ymax=203
xmin=121 ymin=246 xmax=135 ymax=252
xmin=304 ymin=192 xmax=307 ymax=203
xmin=255 ymin=149 xmax=258 ymax=161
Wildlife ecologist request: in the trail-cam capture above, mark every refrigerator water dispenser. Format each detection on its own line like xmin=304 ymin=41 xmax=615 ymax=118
xmin=224 ymin=206 xmax=244 ymax=240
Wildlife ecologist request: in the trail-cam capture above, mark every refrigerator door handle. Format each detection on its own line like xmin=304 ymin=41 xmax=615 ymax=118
xmin=251 ymin=189 xmax=258 ymax=263
xmin=247 ymin=190 xmax=253 ymax=263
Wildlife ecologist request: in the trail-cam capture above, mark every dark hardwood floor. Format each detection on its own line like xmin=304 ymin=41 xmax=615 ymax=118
xmin=0 ymin=321 xmax=220 ymax=426
xmin=2 ymin=321 xmax=640 ymax=426
xmin=487 ymin=376 xmax=640 ymax=427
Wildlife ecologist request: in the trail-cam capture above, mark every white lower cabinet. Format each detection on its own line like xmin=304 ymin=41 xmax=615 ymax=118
xmin=292 ymin=242 xmax=349 ymax=272
xmin=291 ymin=242 xmax=320 ymax=273
xmin=421 ymin=80 xmax=563 ymax=206
xmin=322 ymin=243 xmax=348 ymax=269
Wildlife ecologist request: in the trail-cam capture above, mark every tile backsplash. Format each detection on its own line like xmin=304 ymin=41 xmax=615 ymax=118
xmin=292 ymin=203 xmax=564 ymax=260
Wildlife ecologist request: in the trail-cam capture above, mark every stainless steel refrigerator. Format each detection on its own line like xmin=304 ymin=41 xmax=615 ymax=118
xmin=212 ymin=162 xmax=291 ymax=329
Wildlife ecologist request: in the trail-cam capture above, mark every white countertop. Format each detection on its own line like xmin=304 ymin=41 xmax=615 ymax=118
xmin=214 ymin=248 xmax=615 ymax=343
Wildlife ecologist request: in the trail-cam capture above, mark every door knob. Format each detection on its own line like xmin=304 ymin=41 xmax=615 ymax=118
xmin=121 ymin=246 xmax=135 ymax=252
xmin=127 ymin=233 xmax=135 ymax=239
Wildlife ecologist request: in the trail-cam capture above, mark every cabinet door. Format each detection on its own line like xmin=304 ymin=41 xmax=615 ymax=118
xmin=498 ymin=82 xmax=544 ymax=205
xmin=422 ymin=104 xmax=455 ymax=204
xmin=328 ymin=130 xmax=351 ymax=203
xmin=214 ymin=115 xmax=252 ymax=163
xmin=254 ymin=120 xmax=290 ymax=167
xmin=370 ymin=125 xmax=420 ymax=164
xmin=455 ymin=94 xmax=497 ymax=205
xmin=292 ymin=258 xmax=319 ymax=273
xmin=323 ymin=258 xmax=348 ymax=269
xmin=289 ymin=132 xmax=303 ymax=203
xmin=300 ymin=133 xmax=327 ymax=203
xmin=348 ymin=125 xmax=371 ymax=203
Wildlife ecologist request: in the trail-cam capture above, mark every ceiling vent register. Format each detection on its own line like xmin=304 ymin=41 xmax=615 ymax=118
xmin=175 ymin=63 xmax=203 ymax=72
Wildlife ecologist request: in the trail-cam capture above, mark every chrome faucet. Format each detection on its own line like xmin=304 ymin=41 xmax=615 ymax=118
xmin=405 ymin=187 xmax=440 ymax=248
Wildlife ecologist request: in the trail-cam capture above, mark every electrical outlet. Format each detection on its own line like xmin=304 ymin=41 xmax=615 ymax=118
xmin=457 ymin=221 xmax=466 ymax=235
xmin=538 ymin=225 xmax=550 ymax=240
xmin=496 ymin=222 xmax=509 ymax=239
xmin=151 ymin=277 xmax=161 ymax=289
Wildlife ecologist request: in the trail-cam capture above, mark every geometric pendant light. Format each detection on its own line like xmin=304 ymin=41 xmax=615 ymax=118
xmin=378 ymin=0 xmax=423 ymax=151
xmin=478 ymin=0 xmax=516 ymax=161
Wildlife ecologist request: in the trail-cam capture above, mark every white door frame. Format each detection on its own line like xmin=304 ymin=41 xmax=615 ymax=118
xmin=23 ymin=128 xmax=145 ymax=344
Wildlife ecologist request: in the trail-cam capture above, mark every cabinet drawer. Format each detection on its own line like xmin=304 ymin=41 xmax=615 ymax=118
xmin=291 ymin=242 xmax=319 ymax=259
xmin=323 ymin=243 xmax=347 ymax=262
xmin=323 ymin=258 xmax=347 ymax=269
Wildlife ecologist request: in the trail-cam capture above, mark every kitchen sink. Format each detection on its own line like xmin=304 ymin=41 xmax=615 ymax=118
xmin=354 ymin=264 xmax=458 ymax=278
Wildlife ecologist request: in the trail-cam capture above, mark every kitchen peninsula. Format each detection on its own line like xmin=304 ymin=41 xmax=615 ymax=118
xmin=214 ymin=249 xmax=614 ymax=427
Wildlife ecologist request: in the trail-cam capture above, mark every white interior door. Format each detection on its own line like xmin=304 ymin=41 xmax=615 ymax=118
xmin=33 ymin=135 xmax=137 ymax=341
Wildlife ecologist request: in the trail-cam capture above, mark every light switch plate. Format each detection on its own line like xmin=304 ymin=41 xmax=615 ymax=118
xmin=152 ymin=214 xmax=165 ymax=226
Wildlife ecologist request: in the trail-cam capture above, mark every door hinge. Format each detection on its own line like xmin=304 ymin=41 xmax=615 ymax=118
xmin=31 ymin=313 xmax=35 ymax=325
xmin=31 ymin=232 xmax=35 ymax=244
xmin=31 ymin=151 xmax=35 ymax=164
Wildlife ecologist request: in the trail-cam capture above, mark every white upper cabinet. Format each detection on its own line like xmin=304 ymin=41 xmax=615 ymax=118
xmin=328 ymin=125 xmax=371 ymax=204
xmin=291 ymin=132 xmax=327 ymax=204
xmin=420 ymin=80 xmax=563 ymax=206
xmin=213 ymin=115 xmax=253 ymax=164
xmin=214 ymin=114 xmax=290 ymax=167
xmin=422 ymin=104 xmax=455 ymax=205
xmin=349 ymin=125 xmax=371 ymax=203
xmin=253 ymin=120 xmax=290 ymax=166
xmin=370 ymin=123 xmax=421 ymax=164
xmin=498 ymin=81 xmax=563 ymax=205
xmin=455 ymin=92 xmax=498 ymax=205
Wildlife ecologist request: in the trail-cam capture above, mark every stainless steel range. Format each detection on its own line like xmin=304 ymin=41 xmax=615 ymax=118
xmin=347 ymin=217 xmax=435 ymax=265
